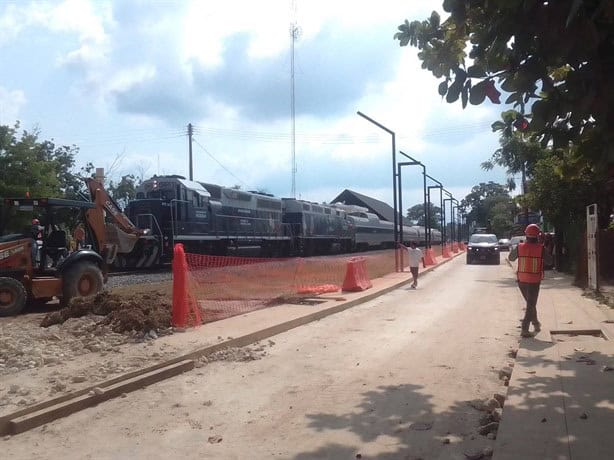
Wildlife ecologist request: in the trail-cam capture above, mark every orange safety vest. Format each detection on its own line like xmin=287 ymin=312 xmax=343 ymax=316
xmin=517 ymin=242 xmax=544 ymax=283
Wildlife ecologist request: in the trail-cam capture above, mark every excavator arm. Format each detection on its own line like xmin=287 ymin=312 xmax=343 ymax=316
xmin=85 ymin=178 xmax=144 ymax=236
xmin=84 ymin=178 xmax=149 ymax=263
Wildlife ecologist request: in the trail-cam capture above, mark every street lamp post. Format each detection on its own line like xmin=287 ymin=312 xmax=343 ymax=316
xmin=427 ymin=185 xmax=441 ymax=247
xmin=453 ymin=205 xmax=458 ymax=243
xmin=399 ymin=151 xmax=427 ymax=249
xmin=357 ymin=111 xmax=399 ymax=270
xmin=452 ymin=198 xmax=460 ymax=243
xmin=397 ymin=161 xmax=421 ymax=248
xmin=443 ymin=189 xmax=453 ymax=244
xmin=426 ymin=174 xmax=443 ymax=249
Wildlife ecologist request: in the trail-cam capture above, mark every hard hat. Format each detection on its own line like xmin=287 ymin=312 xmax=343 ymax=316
xmin=32 ymin=218 xmax=40 ymax=225
xmin=525 ymin=224 xmax=541 ymax=237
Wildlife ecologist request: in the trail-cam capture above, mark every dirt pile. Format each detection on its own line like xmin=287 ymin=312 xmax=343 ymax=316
xmin=40 ymin=291 xmax=172 ymax=333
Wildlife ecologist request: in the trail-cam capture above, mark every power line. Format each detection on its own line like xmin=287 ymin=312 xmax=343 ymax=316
xmin=191 ymin=120 xmax=494 ymax=145
xmin=76 ymin=133 xmax=185 ymax=148
xmin=191 ymin=136 xmax=249 ymax=189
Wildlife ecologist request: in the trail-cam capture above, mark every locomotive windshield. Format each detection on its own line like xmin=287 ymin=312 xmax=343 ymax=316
xmin=146 ymin=189 xmax=175 ymax=200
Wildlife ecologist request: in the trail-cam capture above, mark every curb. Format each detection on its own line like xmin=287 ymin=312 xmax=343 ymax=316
xmin=0 ymin=251 xmax=463 ymax=435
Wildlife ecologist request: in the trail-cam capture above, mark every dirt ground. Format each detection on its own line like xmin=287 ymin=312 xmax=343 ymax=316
xmin=0 ymin=284 xmax=174 ymax=415
xmin=3 ymin=258 xmax=524 ymax=459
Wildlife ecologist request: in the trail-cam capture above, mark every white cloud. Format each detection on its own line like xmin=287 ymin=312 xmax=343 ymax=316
xmin=0 ymin=87 xmax=27 ymax=124
xmin=47 ymin=0 xmax=110 ymax=43
xmin=106 ymin=65 xmax=158 ymax=93
xmin=0 ymin=4 xmax=27 ymax=45
xmin=1 ymin=0 xmax=508 ymax=206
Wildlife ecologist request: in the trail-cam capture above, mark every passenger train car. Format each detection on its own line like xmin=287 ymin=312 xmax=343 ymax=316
xmin=330 ymin=203 xmax=441 ymax=249
xmin=123 ymin=175 xmax=438 ymax=267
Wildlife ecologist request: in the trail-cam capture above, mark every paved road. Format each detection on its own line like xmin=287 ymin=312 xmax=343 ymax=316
xmin=5 ymin=256 xmax=525 ymax=459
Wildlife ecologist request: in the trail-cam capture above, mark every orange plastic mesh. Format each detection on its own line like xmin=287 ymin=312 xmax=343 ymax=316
xmin=182 ymin=250 xmax=398 ymax=324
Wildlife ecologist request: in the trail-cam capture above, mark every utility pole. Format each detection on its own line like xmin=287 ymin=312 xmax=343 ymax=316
xmin=188 ymin=123 xmax=194 ymax=181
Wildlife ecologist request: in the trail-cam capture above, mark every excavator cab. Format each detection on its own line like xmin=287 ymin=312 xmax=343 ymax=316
xmin=0 ymin=198 xmax=107 ymax=316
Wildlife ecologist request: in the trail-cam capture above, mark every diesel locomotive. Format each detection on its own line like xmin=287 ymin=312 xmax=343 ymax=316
xmin=121 ymin=175 xmax=436 ymax=267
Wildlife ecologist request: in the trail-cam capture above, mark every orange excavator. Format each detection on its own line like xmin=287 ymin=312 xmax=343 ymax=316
xmin=0 ymin=178 xmax=155 ymax=316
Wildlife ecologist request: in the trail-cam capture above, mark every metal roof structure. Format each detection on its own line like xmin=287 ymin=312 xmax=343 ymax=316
xmin=330 ymin=189 xmax=411 ymax=225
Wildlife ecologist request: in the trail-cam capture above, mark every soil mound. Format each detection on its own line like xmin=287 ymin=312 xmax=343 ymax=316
xmin=41 ymin=291 xmax=172 ymax=332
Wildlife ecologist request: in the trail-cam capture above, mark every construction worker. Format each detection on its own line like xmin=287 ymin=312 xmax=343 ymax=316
xmin=73 ymin=224 xmax=86 ymax=250
xmin=30 ymin=218 xmax=43 ymax=266
xmin=509 ymin=224 xmax=544 ymax=337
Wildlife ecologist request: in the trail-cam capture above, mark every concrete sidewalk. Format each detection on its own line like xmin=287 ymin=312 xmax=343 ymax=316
xmin=494 ymin=261 xmax=614 ymax=460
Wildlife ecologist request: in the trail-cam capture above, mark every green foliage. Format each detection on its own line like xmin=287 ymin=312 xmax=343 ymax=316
xmin=526 ymin=149 xmax=598 ymax=229
xmin=108 ymin=175 xmax=138 ymax=200
xmin=481 ymin=110 xmax=543 ymax=183
xmin=461 ymin=182 xmax=516 ymax=237
xmin=0 ymin=123 xmax=85 ymax=198
xmin=395 ymin=1 xmax=614 ymax=171
xmin=406 ymin=202 xmax=442 ymax=229
xmin=107 ymin=174 xmax=139 ymax=210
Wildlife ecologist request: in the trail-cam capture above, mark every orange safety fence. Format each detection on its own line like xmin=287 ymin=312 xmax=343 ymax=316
xmin=172 ymin=244 xmax=202 ymax=328
xmin=342 ymin=257 xmax=372 ymax=291
xmin=175 ymin=248 xmax=398 ymax=324
xmin=424 ymin=248 xmax=437 ymax=266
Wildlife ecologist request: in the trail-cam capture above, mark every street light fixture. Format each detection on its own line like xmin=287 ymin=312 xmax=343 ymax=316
xmin=453 ymin=204 xmax=459 ymax=243
xmin=452 ymin=198 xmax=460 ymax=243
xmin=443 ymin=189 xmax=453 ymax=244
xmin=397 ymin=161 xmax=420 ymax=248
xmin=357 ymin=111 xmax=400 ymax=271
xmin=399 ymin=151 xmax=427 ymax=249
xmin=425 ymin=174 xmax=443 ymax=250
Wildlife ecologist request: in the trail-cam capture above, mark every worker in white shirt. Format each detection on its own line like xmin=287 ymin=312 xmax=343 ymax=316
xmin=406 ymin=241 xmax=423 ymax=289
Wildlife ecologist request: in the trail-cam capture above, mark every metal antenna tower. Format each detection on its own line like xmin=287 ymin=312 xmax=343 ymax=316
xmin=290 ymin=0 xmax=301 ymax=198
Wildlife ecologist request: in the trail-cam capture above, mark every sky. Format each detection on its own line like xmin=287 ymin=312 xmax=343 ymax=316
xmin=0 ymin=0 xmax=510 ymax=211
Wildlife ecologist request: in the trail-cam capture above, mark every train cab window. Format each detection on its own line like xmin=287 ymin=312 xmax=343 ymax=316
xmin=147 ymin=190 xmax=175 ymax=200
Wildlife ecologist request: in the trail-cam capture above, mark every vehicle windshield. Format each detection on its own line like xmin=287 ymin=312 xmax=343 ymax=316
xmin=0 ymin=203 xmax=83 ymax=239
xmin=0 ymin=204 xmax=35 ymax=238
xmin=510 ymin=236 xmax=525 ymax=245
xmin=469 ymin=234 xmax=498 ymax=244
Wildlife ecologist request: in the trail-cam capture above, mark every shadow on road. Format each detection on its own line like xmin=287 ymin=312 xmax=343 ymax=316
xmin=294 ymin=383 xmax=494 ymax=460
xmin=292 ymin=348 xmax=613 ymax=459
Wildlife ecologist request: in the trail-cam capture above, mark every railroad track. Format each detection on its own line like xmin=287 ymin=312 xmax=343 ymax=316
xmin=108 ymin=266 xmax=171 ymax=278
xmin=107 ymin=248 xmax=393 ymax=279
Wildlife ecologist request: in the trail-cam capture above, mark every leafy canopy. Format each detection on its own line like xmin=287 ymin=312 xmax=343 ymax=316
xmin=0 ymin=123 xmax=87 ymax=198
xmin=395 ymin=1 xmax=614 ymax=169
xmin=461 ymin=181 xmax=516 ymax=237
xmin=406 ymin=202 xmax=442 ymax=229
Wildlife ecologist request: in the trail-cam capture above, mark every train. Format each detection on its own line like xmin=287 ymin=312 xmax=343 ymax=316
xmin=118 ymin=175 xmax=441 ymax=267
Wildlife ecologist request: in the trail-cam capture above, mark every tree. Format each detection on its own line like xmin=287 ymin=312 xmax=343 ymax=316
xmin=108 ymin=174 xmax=139 ymax=210
xmin=461 ymin=182 xmax=516 ymax=236
xmin=394 ymin=2 xmax=614 ymax=270
xmin=395 ymin=2 xmax=614 ymax=173
xmin=482 ymin=110 xmax=544 ymax=190
xmin=406 ymin=202 xmax=442 ymax=229
xmin=0 ymin=122 xmax=84 ymax=198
